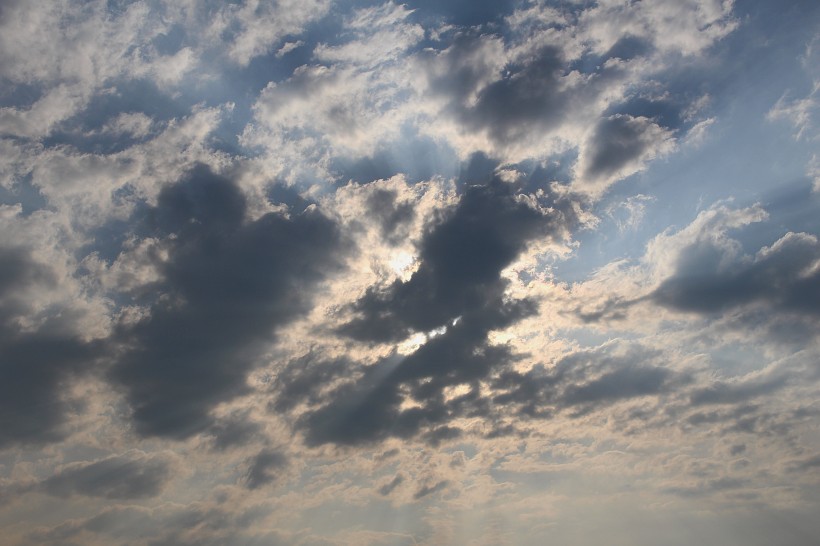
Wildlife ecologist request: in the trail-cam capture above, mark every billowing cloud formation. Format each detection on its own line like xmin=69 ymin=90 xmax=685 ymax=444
xmin=577 ymin=114 xmax=675 ymax=193
xmin=296 ymin=181 xmax=573 ymax=445
xmin=109 ymin=164 xmax=346 ymax=439
xmin=340 ymin=181 xmax=568 ymax=341
xmin=0 ymin=247 xmax=100 ymax=448
xmin=653 ymin=230 xmax=820 ymax=317
xmin=1 ymin=1 xmax=819 ymax=545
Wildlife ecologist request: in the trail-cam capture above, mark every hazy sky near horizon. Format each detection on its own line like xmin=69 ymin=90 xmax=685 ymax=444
xmin=1 ymin=1 xmax=819 ymax=545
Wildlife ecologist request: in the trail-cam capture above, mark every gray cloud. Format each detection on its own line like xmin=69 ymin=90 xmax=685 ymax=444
xmin=492 ymin=344 xmax=685 ymax=418
xmin=297 ymin=182 xmax=571 ymax=446
xmin=366 ymin=188 xmax=416 ymax=244
xmin=0 ymin=247 xmax=100 ymax=449
xmin=39 ymin=452 xmax=175 ymax=500
xmin=562 ymin=365 xmax=673 ymax=407
xmin=340 ymin=181 xmax=568 ymax=342
xmin=786 ymin=454 xmax=820 ymax=473
xmin=689 ymin=374 xmax=789 ymax=406
xmin=378 ymin=473 xmax=404 ymax=496
xmin=582 ymin=114 xmax=667 ymax=182
xmin=244 ymin=449 xmax=287 ymax=490
xmin=109 ymin=164 xmax=347 ymax=439
xmin=207 ymin=411 xmax=263 ymax=451
xmin=604 ymin=35 xmax=653 ymax=63
xmin=652 ymin=231 xmax=820 ymax=317
xmin=460 ymin=47 xmax=568 ymax=145
xmin=413 ymin=479 xmax=449 ymax=500
xmin=271 ymin=353 xmax=352 ymax=414
xmin=427 ymin=40 xmax=570 ymax=147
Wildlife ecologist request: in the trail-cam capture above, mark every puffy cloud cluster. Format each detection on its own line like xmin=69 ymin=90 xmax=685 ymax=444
xmin=1 ymin=1 xmax=819 ymax=545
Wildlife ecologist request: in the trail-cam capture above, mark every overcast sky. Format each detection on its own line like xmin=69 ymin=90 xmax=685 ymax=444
xmin=1 ymin=1 xmax=819 ymax=545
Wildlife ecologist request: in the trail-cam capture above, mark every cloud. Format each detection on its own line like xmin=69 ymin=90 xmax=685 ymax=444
xmin=378 ymin=474 xmax=404 ymax=496
xmin=365 ymin=187 xmax=416 ymax=244
xmin=207 ymin=411 xmax=264 ymax=451
xmin=0 ymin=0 xmax=182 ymax=139
xmin=2 ymin=2 xmax=820 ymax=545
xmin=767 ymin=81 xmax=819 ymax=141
xmin=38 ymin=451 xmax=176 ymax=500
xmin=0 ymin=246 xmax=101 ymax=449
xmin=491 ymin=342 xmax=685 ymax=418
xmin=290 ymin=181 xmax=579 ymax=446
xmin=652 ymin=230 xmax=820 ymax=317
xmin=689 ymin=372 xmax=789 ymax=406
xmin=244 ymin=449 xmax=288 ymax=490
xmin=413 ymin=479 xmax=449 ymax=500
xmin=109 ymin=164 xmax=347 ymax=439
xmin=575 ymin=114 xmax=675 ymax=194
xmin=423 ymin=37 xmax=568 ymax=148
xmin=224 ymin=0 xmax=332 ymax=66
xmin=339 ymin=180 xmax=570 ymax=342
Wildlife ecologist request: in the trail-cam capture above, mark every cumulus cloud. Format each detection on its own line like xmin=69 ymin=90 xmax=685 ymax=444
xmin=652 ymin=230 xmax=820 ymax=317
xmin=0 ymin=246 xmax=102 ymax=448
xmin=109 ymin=164 xmax=347 ymax=439
xmin=575 ymin=114 xmax=675 ymax=194
xmin=293 ymin=181 xmax=574 ymax=446
xmin=2 ymin=1 xmax=820 ymax=545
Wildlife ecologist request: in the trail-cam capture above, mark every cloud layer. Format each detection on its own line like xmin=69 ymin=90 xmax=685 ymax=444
xmin=1 ymin=1 xmax=819 ymax=545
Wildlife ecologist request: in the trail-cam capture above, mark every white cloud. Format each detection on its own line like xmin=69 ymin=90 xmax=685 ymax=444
xmin=767 ymin=81 xmax=820 ymax=141
xmin=225 ymin=0 xmax=332 ymax=66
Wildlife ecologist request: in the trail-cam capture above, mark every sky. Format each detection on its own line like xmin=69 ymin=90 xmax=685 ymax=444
xmin=0 ymin=0 xmax=819 ymax=545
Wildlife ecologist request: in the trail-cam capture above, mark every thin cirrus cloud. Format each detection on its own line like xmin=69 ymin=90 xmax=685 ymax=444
xmin=0 ymin=1 xmax=819 ymax=545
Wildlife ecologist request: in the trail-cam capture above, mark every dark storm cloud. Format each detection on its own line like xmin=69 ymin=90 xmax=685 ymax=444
xmin=652 ymin=231 xmax=820 ymax=317
xmin=0 ymin=247 xmax=100 ymax=449
xmin=582 ymin=114 xmax=659 ymax=181
xmin=293 ymin=182 xmax=575 ymax=446
xmin=39 ymin=452 xmax=174 ymax=500
xmin=0 ymin=335 xmax=97 ymax=449
xmin=0 ymin=247 xmax=54 ymax=316
xmin=109 ymin=164 xmax=346 ymax=440
xmin=244 ymin=449 xmax=287 ymax=490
